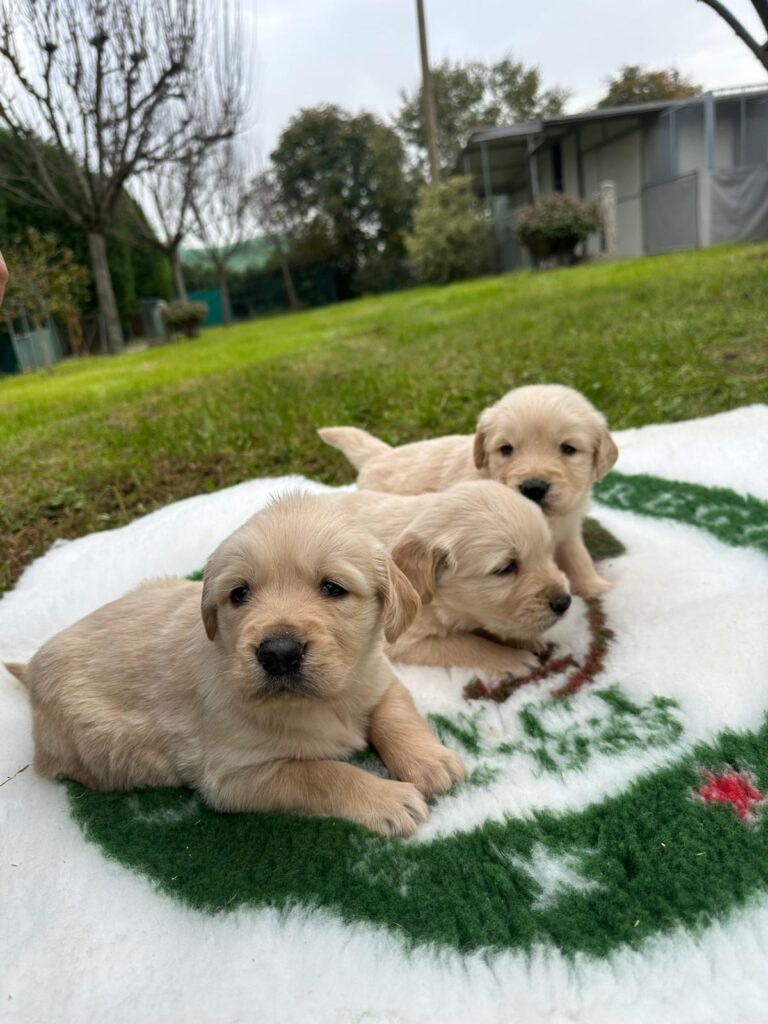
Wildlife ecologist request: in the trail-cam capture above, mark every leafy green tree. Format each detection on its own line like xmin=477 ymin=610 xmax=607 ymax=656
xmin=271 ymin=106 xmax=415 ymax=298
xmin=598 ymin=66 xmax=701 ymax=108
xmin=129 ymin=230 xmax=172 ymax=311
xmin=4 ymin=228 xmax=90 ymax=362
xmin=1 ymin=155 xmax=171 ymax=330
xmin=405 ymin=177 xmax=491 ymax=285
xmin=397 ymin=57 xmax=568 ymax=175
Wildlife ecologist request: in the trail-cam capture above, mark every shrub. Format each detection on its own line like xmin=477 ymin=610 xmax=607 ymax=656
xmin=515 ymin=193 xmax=601 ymax=265
xmin=405 ymin=177 xmax=491 ymax=285
xmin=160 ymin=300 xmax=208 ymax=339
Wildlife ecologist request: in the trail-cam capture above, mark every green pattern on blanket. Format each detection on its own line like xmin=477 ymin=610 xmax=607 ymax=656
xmin=595 ymin=472 xmax=768 ymax=554
xmin=431 ymin=686 xmax=684 ymax=775
xmin=68 ymin=716 xmax=768 ymax=956
xmin=581 ymin=515 xmax=626 ymax=561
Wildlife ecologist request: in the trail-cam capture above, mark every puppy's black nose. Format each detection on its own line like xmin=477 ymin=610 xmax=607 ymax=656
xmin=256 ymin=635 xmax=305 ymax=677
xmin=549 ymin=593 xmax=572 ymax=617
xmin=519 ymin=478 xmax=550 ymax=504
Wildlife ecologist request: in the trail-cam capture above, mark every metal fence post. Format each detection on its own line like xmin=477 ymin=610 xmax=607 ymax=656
xmin=704 ymin=93 xmax=716 ymax=172
xmin=527 ymin=136 xmax=540 ymax=201
xmin=599 ymin=181 xmax=618 ymax=257
xmin=480 ymin=142 xmax=492 ymax=213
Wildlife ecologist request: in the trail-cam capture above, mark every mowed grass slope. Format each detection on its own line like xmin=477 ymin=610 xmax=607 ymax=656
xmin=2 ymin=244 xmax=766 ymax=593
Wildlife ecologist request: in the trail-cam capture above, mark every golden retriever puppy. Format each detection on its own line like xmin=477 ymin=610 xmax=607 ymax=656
xmin=5 ymin=495 xmax=464 ymax=837
xmin=319 ymin=384 xmax=618 ymax=598
xmin=323 ymin=481 xmax=571 ymax=677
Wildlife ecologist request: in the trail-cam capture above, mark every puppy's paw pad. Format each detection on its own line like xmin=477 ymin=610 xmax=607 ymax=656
xmin=398 ymin=745 xmax=466 ymax=797
xmin=364 ymin=781 xmax=429 ymax=837
xmin=502 ymin=648 xmax=541 ymax=677
xmin=441 ymin=748 xmax=466 ymax=785
xmin=573 ymin=576 xmax=613 ymax=599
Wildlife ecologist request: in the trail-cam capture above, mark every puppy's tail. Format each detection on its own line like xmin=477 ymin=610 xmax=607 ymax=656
xmin=4 ymin=662 xmax=28 ymax=688
xmin=317 ymin=426 xmax=391 ymax=471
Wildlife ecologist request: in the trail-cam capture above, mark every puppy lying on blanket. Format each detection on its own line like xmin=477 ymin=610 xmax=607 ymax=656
xmin=323 ymin=481 xmax=572 ymax=677
xmin=319 ymin=384 xmax=618 ymax=599
xmin=5 ymin=494 xmax=464 ymax=837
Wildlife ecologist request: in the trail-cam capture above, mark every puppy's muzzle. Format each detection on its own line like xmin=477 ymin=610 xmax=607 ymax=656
xmin=548 ymin=593 xmax=572 ymax=617
xmin=519 ymin=478 xmax=550 ymax=505
xmin=256 ymin=635 xmax=305 ymax=678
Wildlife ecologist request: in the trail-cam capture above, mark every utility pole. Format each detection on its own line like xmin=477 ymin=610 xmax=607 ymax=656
xmin=415 ymin=0 xmax=441 ymax=184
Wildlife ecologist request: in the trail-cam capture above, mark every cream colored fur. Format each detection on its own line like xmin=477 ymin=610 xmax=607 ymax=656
xmin=319 ymin=384 xmax=619 ymax=598
xmin=7 ymin=494 xmax=464 ymax=836
xmin=319 ymin=481 xmax=571 ymax=677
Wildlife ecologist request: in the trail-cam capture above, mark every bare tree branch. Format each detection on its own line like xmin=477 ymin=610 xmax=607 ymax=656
xmin=697 ymin=0 xmax=768 ymax=70
xmin=750 ymin=0 xmax=768 ymax=37
xmin=123 ymin=5 xmax=250 ymax=302
xmin=0 ymin=0 xmax=253 ymax=351
xmin=251 ymin=169 xmax=301 ymax=310
xmin=189 ymin=144 xmax=256 ymax=324
xmin=123 ymin=149 xmax=204 ymax=301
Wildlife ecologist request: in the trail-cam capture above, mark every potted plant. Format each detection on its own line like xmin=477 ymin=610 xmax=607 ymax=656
xmin=515 ymin=193 xmax=601 ymax=267
xmin=160 ymin=300 xmax=209 ymax=339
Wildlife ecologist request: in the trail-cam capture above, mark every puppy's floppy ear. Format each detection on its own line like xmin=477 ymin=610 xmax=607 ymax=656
xmin=473 ymin=408 xmax=494 ymax=470
xmin=390 ymin=532 xmax=449 ymax=607
xmin=201 ymin=562 xmax=219 ymax=641
xmin=593 ymin=423 xmax=619 ymax=481
xmin=473 ymin=428 xmax=487 ymax=470
xmin=375 ymin=550 xmax=421 ymax=644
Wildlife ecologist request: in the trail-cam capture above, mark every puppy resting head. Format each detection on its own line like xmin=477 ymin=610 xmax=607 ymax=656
xmin=473 ymin=384 xmax=618 ymax=517
xmin=391 ymin=481 xmax=571 ymax=644
xmin=202 ymin=494 xmax=419 ymax=703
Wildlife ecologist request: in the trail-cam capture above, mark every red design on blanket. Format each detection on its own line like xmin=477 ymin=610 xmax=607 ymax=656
xmin=464 ymin=598 xmax=614 ymax=703
xmin=696 ymin=769 xmax=765 ymax=823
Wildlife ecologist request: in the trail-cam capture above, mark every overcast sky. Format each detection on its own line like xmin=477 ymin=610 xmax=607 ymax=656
xmin=247 ymin=0 xmax=765 ymax=162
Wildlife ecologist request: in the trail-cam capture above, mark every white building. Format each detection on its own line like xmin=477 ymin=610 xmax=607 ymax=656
xmin=456 ymin=86 xmax=768 ymax=269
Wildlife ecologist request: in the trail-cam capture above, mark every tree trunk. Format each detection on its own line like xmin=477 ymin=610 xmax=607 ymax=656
xmin=67 ymin=315 xmax=86 ymax=356
xmin=218 ymin=266 xmax=232 ymax=325
xmin=278 ymin=248 xmax=300 ymax=311
xmin=416 ymin=0 xmax=441 ymax=184
xmin=87 ymin=231 xmax=123 ymax=354
xmin=170 ymin=249 xmax=188 ymax=302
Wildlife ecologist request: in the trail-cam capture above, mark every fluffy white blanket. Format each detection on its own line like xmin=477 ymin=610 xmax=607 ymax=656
xmin=2 ymin=405 xmax=767 ymax=1024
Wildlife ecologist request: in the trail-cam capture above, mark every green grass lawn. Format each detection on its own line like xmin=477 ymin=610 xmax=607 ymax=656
xmin=2 ymin=244 xmax=766 ymax=593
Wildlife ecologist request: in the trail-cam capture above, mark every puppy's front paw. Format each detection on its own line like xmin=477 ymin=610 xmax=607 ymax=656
xmin=358 ymin=779 xmax=429 ymax=837
xmin=393 ymin=742 xmax=466 ymax=798
xmin=499 ymin=647 xmax=541 ymax=677
xmin=571 ymin=574 xmax=613 ymax=599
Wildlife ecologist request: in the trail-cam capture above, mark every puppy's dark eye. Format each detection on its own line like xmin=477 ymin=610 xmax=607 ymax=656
xmin=494 ymin=560 xmax=518 ymax=576
xmin=560 ymin=443 xmax=577 ymax=456
xmin=320 ymin=580 xmax=348 ymax=599
xmin=499 ymin=444 xmax=514 ymax=457
xmin=229 ymin=585 xmax=250 ymax=606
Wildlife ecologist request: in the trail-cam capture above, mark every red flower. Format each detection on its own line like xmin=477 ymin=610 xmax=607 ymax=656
xmin=696 ymin=768 xmax=765 ymax=824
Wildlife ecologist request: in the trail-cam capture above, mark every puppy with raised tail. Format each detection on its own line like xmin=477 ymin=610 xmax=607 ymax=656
xmin=319 ymin=384 xmax=618 ymax=598
xmin=5 ymin=494 xmax=464 ymax=837
xmin=324 ymin=480 xmax=572 ymax=678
